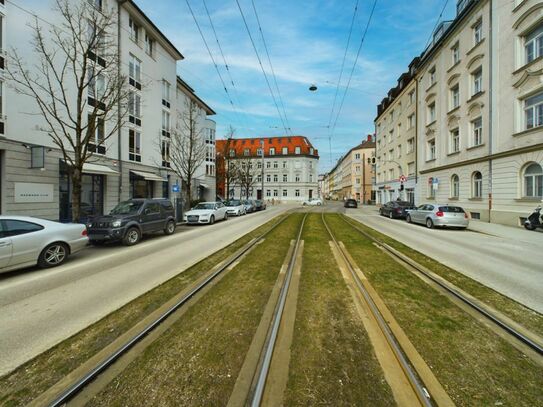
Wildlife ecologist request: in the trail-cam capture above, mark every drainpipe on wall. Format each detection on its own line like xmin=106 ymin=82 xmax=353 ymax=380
xmin=487 ymin=0 xmax=494 ymax=223
xmin=117 ymin=0 xmax=128 ymax=203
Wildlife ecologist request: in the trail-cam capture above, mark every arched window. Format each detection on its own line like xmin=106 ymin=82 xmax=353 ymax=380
xmin=451 ymin=174 xmax=460 ymax=198
xmin=524 ymin=163 xmax=543 ymax=198
xmin=472 ymin=171 xmax=482 ymax=198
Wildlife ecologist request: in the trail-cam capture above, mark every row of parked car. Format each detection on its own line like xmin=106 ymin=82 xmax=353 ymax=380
xmin=0 ymin=197 xmax=268 ymax=274
xmin=378 ymin=200 xmax=470 ymax=229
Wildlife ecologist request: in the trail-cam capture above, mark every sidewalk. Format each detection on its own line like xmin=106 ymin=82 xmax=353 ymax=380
xmin=468 ymin=220 xmax=543 ymax=245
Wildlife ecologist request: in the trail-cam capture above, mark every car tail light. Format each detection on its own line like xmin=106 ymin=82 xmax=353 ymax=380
xmin=436 ymin=211 xmax=444 ymax=217
xmin=464 ymin=213 xmax=469 ymax=219
xmin=396 ymin=208 xmax=402 ymax=213
xmin=82 ymin=229 xmax=88 ymax=236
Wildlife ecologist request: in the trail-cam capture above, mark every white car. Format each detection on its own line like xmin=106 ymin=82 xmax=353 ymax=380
xmin=302 ymin=198 xmax=323 ymax=206
xmin=184 ymin=202 xmax=228 ymax=225
xmin=0 ymin=216 xmax=88 ymax=273
xmin=225 ymin=199 xmax=246 ymax=216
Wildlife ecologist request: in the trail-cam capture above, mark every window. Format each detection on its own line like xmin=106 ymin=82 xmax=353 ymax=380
xmin=409 ymin=90 xmax=415 ymax=105
xmin=87 ymin=0 xmax=102 ymax=10
xmin=389 ymin=110 xmax=395 ymax=121
xmin=88 ymin=71 xmax=105 ymax=102
xmin=389 ymin=168 xmax=394 ymax=180
xmin=452 ymin=43 xmax=460 ymax=65
xmin=88 ymin=114 xmax=105 ymax=152
xmin=397 ymin=145 xmax=402 ymax=158
xmin=256 ymin=148 xmax=263 ymax=156
xmin=295 ymin=146 xmax=301 ymax=154
xmin=282 ymin=161 xmax=287 ymax=169
xmin=162 ymin=110 xmax=170 ymax=136
xmin=282 ymin=147 xmax=288 ymax=155
xmin=525 ymin=24 xmax=543 ymax=64
xmin=273 ymin=189 xmax=278 ymax=197
xmin=273 ymin=174 xmax=278 ymax=182
xmin=295 ymin=174 xmax=300 ymax=182
xmin=0 ymin=220 xmax=43 ymax=238
xmin=428 ymin=102 xmax=436 ymax=123
xmin=269 ymin=147 xmax=275 ymax=155
xmin=451 ymin=84 xmax=460 ymax=109
xmin=408 ymin=114 xmax=415 ymax=129
xmin=523 ymin=163 xmax=543 ymax=198
xmin=295 ymin=189 xmax=300 ymax=197
xmin=145 ymin=33 xmax=155 ymax=57
xmin=474 ymin=20 xmax=482 ymax=44
xmin=427 ymin=139 xmax=436 ymax=160
xmin=161 ymin=139 xmax=170 ymax=167
xmin=283 ymin=174 xmax=288 ymax=182
xmin=162 ymin=80 xmax=171 ymax=108
xmin=257 ymin=161 xmax=262 ymax=169
xmin=388 ymin=129 xmax=393 ymax=143
xmin=310 ymin=147 xmax=314 ymax=155
xmin=129 ymin=17 xmax=141 ymax=43
xmin=229 ymin=149 xmax=235 ymax=158
xmin=472 ymin=171 xmax=483 ymax=198
xmin=472 ymin=68 xmax=482 ymax=95
xmin=129 ymin=55 xmax=142 ymax=89
xmin=282 ymin=190 xmax=288 ymax=197
xmin=524 ymin=92 xmax=543 ymax=130
xmin=451 ymin=174 xmax=460 ymax=198
xmin=450 ymin=128 xmax=460 ymax=153
xmin=355 ymin=153 xmax=360 ymax=160
xmin=266 ymin=174 xmax=271 ymax=182
xmin=266 ymin=189 xmax=271 ymax=197
xmin=243 ymin=148 xmax=250 ymax=156
xmin=472 ymin=117 xmax=483 ymax=146
xmin=407 ymin=161 xmax=415 ymax=176
xmin=428 ymin=66 xmax=436 ymax=86
xmin=257 ymin=174 xmax=262 ymax=182
xmin=271 ymin=161 xmax=277 ymax=169
xmin=407 ymin=138 xmax=415 ymax=153
xmin=129 ymin=129 xmax=141 ymax=162
xmin=0 ymin=81 xmax=3 ymax=118
xmin=266 ymin=162 xmax=271 ymax=169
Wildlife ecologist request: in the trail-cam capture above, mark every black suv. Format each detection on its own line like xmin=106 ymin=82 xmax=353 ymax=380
xmin=87 ymin=199 xmax=176 ymax=246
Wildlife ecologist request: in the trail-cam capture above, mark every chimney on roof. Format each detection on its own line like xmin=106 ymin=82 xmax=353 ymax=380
xmin=366 ymin=134 xmax=373 ymax=142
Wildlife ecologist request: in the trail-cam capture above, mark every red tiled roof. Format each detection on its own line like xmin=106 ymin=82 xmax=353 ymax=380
xmin=216 ymin=136 xmax=319 ymax=158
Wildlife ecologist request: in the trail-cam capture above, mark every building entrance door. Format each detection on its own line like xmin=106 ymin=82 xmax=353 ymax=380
xmin=257 ymin=189 xmax=262 ymax=200
xmin=308 ymin=189 xmax=313 ymax=199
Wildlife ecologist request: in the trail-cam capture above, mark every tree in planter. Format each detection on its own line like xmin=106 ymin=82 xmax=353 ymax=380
xmin=167 ymin=99 xmax=207 ymax=208
xmin=6 ymin=0 xmax=129 ymax=222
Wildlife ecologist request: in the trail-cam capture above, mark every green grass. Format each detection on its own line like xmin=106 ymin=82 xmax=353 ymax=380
xmin=87 ymin=214 xmax=304 ymax=406
xmin=343 ymin=215 xmax=543 ymax=337
xmin=0 ymin=214 xmax=288 ymax=407
xmin=327 ymin=214 xmax=543 ymax=406
xmin=284 ymin=214 xmax=395 ymax=406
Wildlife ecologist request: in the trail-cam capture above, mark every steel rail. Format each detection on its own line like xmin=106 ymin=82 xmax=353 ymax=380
xmin=321 ymin=213 xmax=433 ymax=407
xmin=250 ymin=212 xmax=308 ymax=407
xmin=47 ymin=212 xmax=293 ymax=407
xmin=341 ymin=215 xmax=543 ymax=357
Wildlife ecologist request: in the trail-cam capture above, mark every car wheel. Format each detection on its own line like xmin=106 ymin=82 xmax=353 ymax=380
xmin=224 ymin=212 xmax=228 ymax=220
xmin=123 ymin=227 xmax=141 ymax=246
xmin=426 ymin=218 xmax=434 ymax=229
xmin=406 ymin=214 xmax=412 ymax=223
xmin=38 ymin=242 xmax=69 ymax=268
xmin=379 ymin=209 xmax=383 ymax=216
xmin=164 ymin=220 xmax=176 ymax=235
xmin=524 ymin=223 xmax=536 ymax=231
xmin=389 ymin=212 xmax=394 ymax=219
xmin=209 ymin=215 xmax=215 ymax=225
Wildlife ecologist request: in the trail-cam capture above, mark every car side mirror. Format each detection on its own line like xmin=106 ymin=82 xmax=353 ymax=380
xmin=144 ymin=208 xmax=151 ymax=215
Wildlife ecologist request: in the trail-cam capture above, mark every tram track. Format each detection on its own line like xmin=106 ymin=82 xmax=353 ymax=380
xmin=340 ymin=215 xmax=543 ymax=360
xmin=29 ymin=212 xmax=294 ymax=407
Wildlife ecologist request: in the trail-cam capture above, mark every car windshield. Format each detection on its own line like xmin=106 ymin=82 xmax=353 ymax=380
xmin=110 ymin=201 xmax=143 ymax=215
xmin=439 ymin=206 xmax=465 ymax=213
xmin=227 ymin=200 xmax=241 ymax=206
xmin=194 ymin=203 xmax=215 ymax=210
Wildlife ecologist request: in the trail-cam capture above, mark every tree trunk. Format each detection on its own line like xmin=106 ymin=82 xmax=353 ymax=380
xmin=71 ymin=168 xmax=83 ymax=223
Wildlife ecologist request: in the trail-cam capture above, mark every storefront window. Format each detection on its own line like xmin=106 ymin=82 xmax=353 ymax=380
xmin=130 ymin=172 xmax=154 ymax=198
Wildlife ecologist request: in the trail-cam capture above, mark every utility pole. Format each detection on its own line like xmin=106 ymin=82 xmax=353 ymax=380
xmin=260 ymin=139 xmax=265 ymax=200
xmin=362 ymin=153 xmax=366 ymax=205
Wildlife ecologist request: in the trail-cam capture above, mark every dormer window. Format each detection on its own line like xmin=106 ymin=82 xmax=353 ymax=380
xmin=129 ymin=17 xmax=141 ymax=44
xmin=282 ymin=147 xmax=288 ymax=155
xmin=269 ymin=147 xmax=275 ymax=155
xmin=244 ymin=148 xmax=250 ymax=156
xmin=295 ymin=146 xmax=301 ymax=155
xmin=229 ymin=149 xmax=235 ymax=157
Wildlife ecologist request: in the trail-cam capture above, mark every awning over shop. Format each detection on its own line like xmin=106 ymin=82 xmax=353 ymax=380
xmin=130 ymin=170 xmax=166 ymax=182
xmin=199 ymin=183 xmax=209 ymax=188
xmin=82 ymin=163 xmax=120 ymax=176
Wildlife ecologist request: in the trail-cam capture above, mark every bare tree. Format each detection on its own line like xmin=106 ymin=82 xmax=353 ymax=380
xmin=237 ymin=156 xmax=258 ymax=199
xmin=168 ymin=99 xmax=206 ymax=206
xmin=219 ymin=125 xmax=240 ymax=200
xmin=6 ymin=0 xmax=129 ymax=222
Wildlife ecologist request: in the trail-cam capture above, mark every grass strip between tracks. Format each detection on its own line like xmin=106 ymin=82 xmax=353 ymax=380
xmin=344 ymin=214 xmax=543 ymax=338
xmin=284 ymin=213 xmax=396 ymax=406
xmin=327 ymin=213 xmax=543 ymax=406
xmin=0 ymin=213 xmax=289 ymax=407
xmin=86 ymin=214 xmax=303 ymax=406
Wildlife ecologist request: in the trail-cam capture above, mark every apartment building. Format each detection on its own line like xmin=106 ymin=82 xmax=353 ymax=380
xmin=0 ymin=0 xmax=216 ymax=221
xmin=215 ymin=136 xmax=319 ymax=202
xmin=328 ymin=136 xmax=376 ymax=202
xmin=374 ymin=59 xmax=419 ymax=205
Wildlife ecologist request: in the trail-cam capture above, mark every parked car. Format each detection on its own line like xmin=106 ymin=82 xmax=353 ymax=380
xmin=0 ymin=216 xmax=88 ymax=273
xmin=379 ymin=201 xmax=416 ymax=219
xmin=254 ymin=200 xmax=267 ymax=211
xmin=184 ymin=202 xmax=228 ymax=225
xmin=87 ymin=198 xmax=176 ymax=246
xmin=344 ymin=199 xmax=358 ymax=208
xmin=225 ymin=199 xmax=246 ymax=216
xmin=243 ymin=199 xmax=256 ymax=213
xmin=302 ymin=198 xmax=323 ymax=206
xmin=406 ymin=204 xmax=469 ymax=229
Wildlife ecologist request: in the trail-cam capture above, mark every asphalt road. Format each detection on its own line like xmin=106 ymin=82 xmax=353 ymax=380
xmin=0 ymin=205 xmax=292 ymax=376
xmin=340 ymin=203 xmax=543 ymax=314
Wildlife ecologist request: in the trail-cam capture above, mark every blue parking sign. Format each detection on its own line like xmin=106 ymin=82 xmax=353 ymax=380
xmin=172 ymin=184 xmax=180 ymax=193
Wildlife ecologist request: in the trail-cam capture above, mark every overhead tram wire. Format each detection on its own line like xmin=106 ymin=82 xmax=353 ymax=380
xmin=201 ymin=0 xmax=252 ymax=134
xmin=329 ymin=0 xmax=378 ymax=143
xmin=250 ymin=0 xmax=293 ymax=136
xmin=326 ymin=0 xmax=360 ymax=164
xmin=234 ymin=0 xmax=290 ymax=137
xmin=424 ymin=0 xmax=450 ymax=49
xmin=185 ymin=0 xmax=247 ymax=130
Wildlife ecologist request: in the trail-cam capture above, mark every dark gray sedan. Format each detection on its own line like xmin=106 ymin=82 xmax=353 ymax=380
xmin=406 ymin=204 xmax=469 ymax=229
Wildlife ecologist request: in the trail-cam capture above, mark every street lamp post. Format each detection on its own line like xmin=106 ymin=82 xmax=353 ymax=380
xmin=260 ymin=139 xmax=265 ymax=200
xmin=382 ymin=159 xmax=405 ymax=200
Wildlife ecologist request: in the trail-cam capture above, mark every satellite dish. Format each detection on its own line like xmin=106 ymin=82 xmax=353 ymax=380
xmin=309 ymin=84 xmax=318 ymax=92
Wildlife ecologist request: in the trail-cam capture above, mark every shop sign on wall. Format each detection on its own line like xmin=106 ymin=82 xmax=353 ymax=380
xmin=14 ymin=183 xmax=54 ymax=203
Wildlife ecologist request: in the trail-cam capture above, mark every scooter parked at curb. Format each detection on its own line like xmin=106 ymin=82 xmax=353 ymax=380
xmin=524 ymin=205 xmax=542 ymax=231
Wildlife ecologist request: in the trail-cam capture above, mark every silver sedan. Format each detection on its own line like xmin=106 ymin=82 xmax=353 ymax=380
xmin=0 ymin=216 xmax=88 ymax=273
xmin=406 ymin=204 xmax=469 ymax=229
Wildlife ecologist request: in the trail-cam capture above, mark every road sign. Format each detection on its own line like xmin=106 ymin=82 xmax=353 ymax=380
xmin=399 ymin=175 xmax=407 ymax=183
